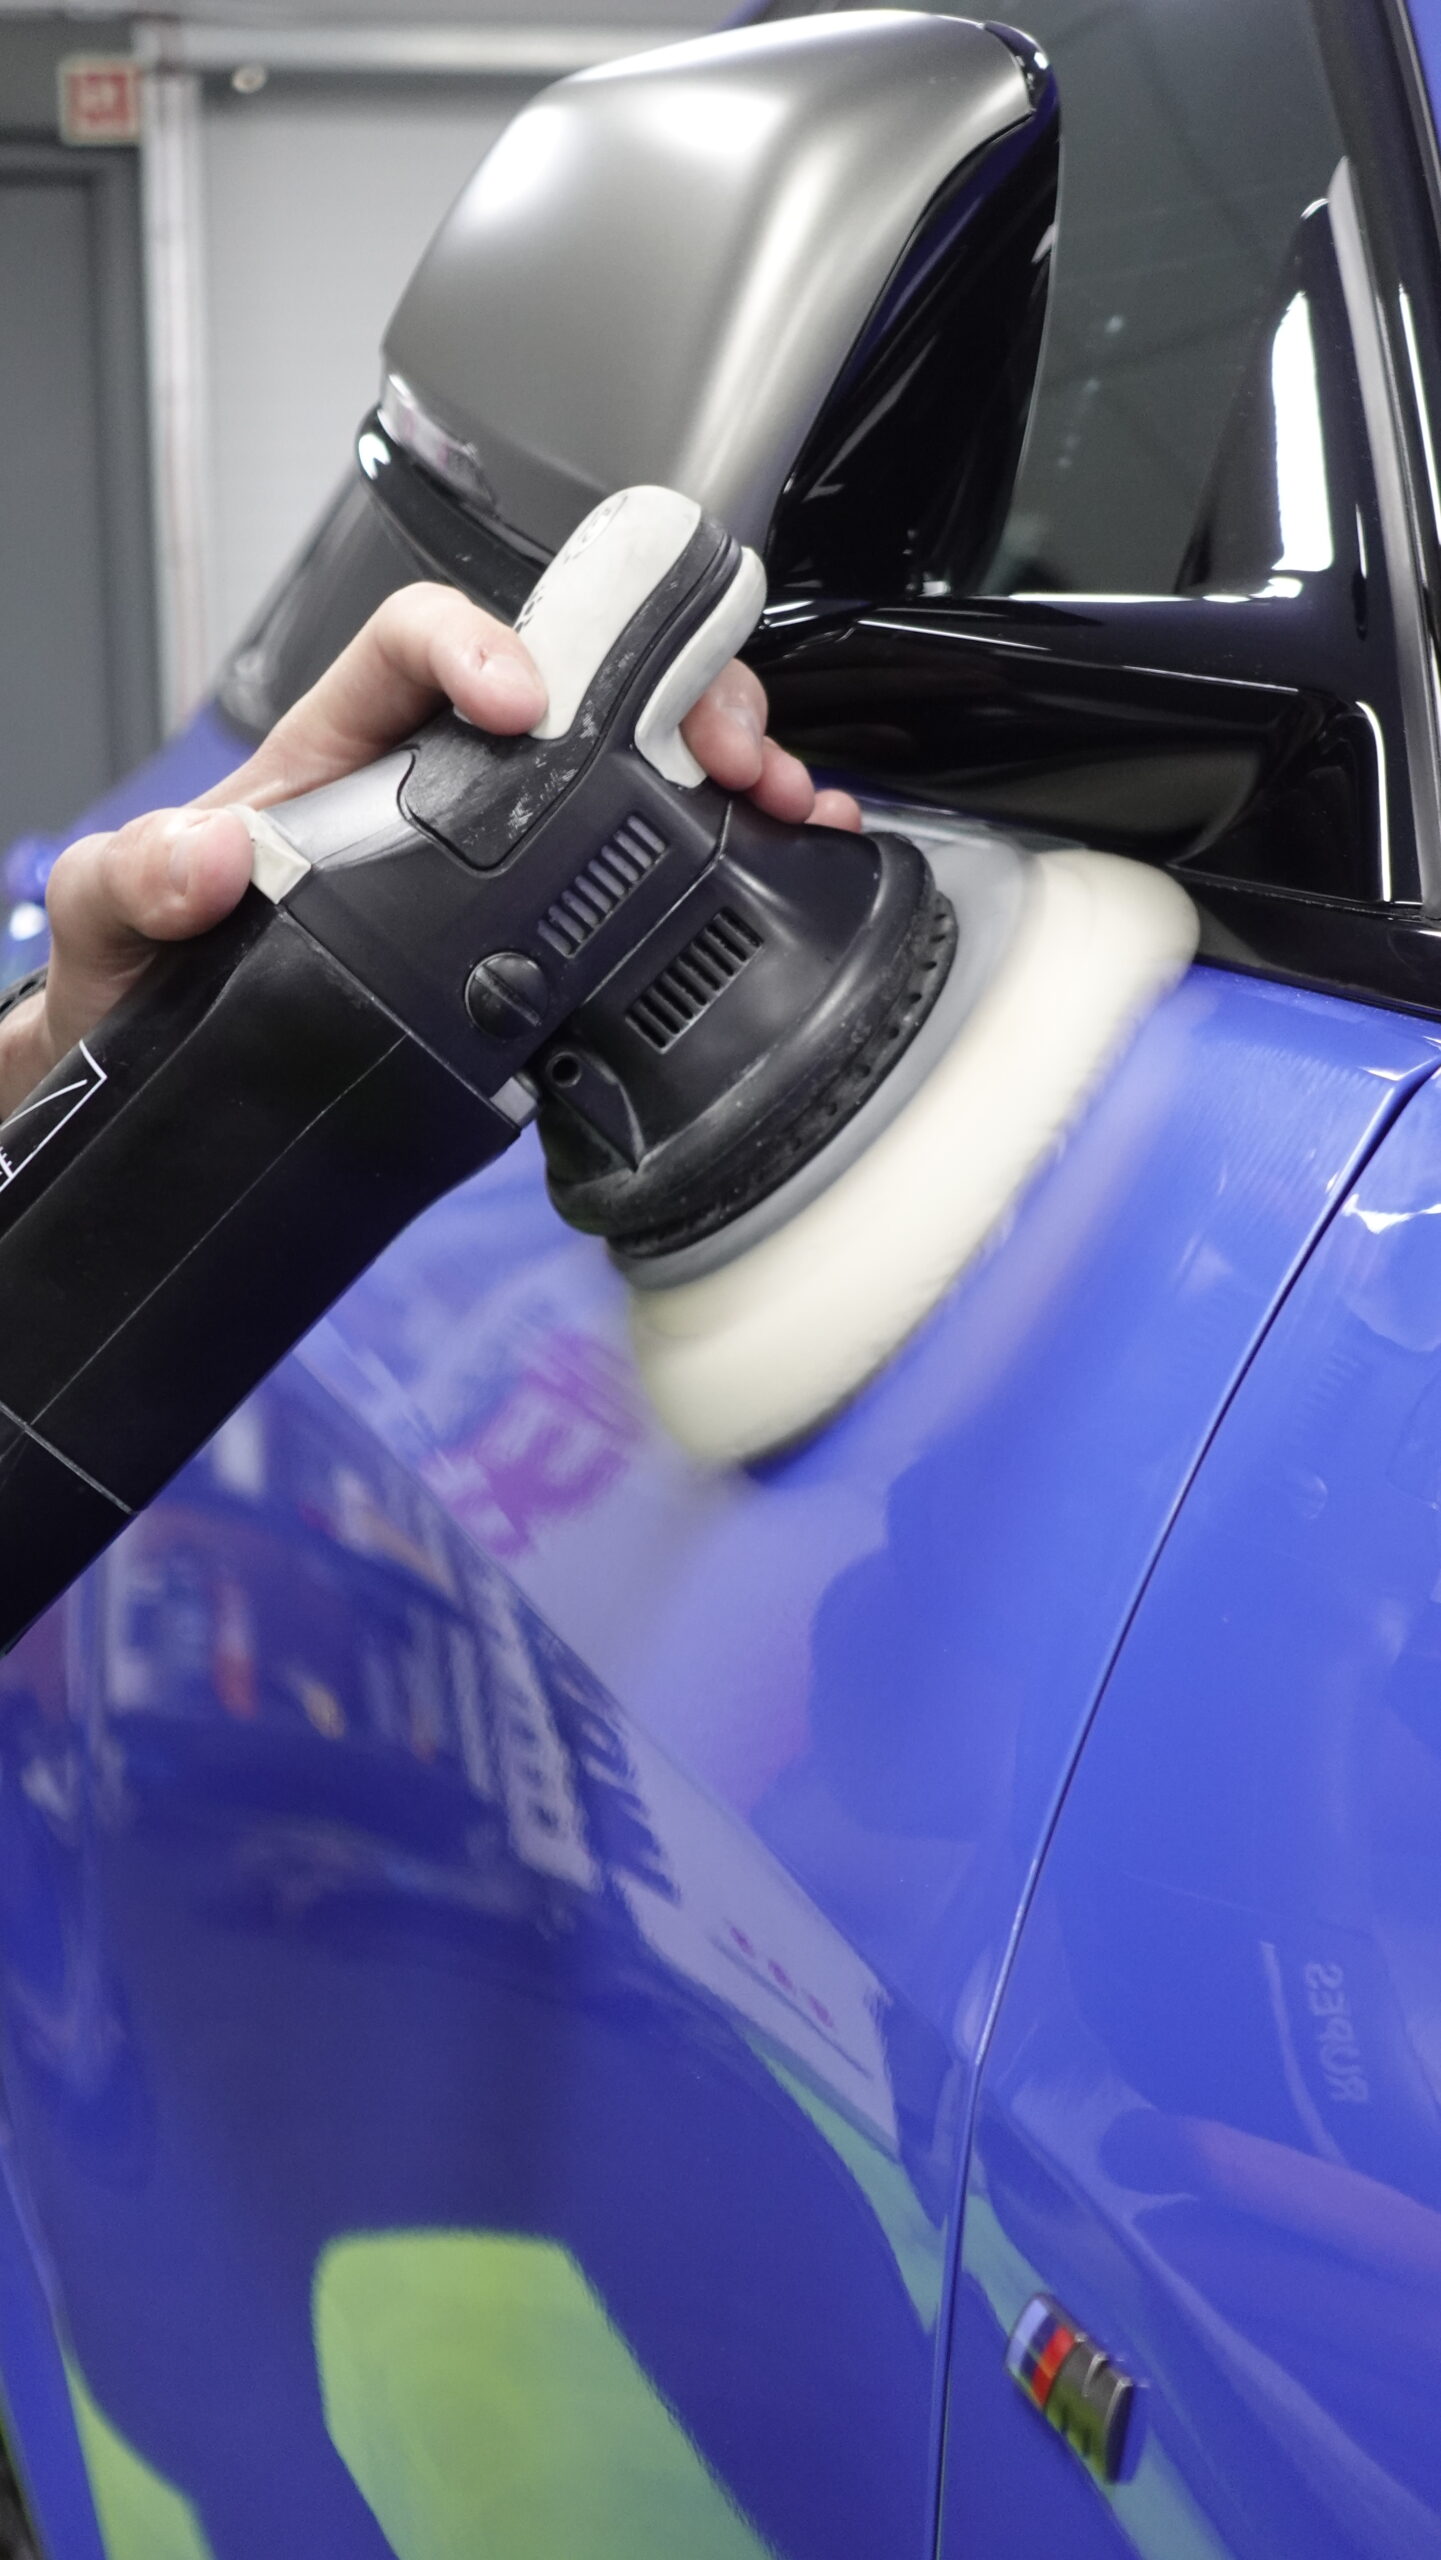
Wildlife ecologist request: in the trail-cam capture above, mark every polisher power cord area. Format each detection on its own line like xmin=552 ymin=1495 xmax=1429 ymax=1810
xmin=0 ymin=489 xmax=1196 ymax=1648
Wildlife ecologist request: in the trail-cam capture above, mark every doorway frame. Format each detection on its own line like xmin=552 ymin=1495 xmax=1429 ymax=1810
xmin=0 ymin=138 xmax=161 ymax=783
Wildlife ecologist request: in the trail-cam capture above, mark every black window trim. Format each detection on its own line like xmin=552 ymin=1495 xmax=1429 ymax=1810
xmin=748 ymin=0 xmax=1441 ymax=1018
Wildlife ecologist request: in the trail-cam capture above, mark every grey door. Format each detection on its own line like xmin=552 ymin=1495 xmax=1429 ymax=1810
xmin=0 ymin=144 xmax=158 ymax=849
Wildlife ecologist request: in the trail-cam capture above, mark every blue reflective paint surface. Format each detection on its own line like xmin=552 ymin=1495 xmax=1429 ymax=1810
xmin=1405 ymin=0 xmax=1441 ymax=126
xmin=949 ymin=1068 xmax=1441 ymax=2560
xmin=0 ymin=943 xmax=1433 ymax=2553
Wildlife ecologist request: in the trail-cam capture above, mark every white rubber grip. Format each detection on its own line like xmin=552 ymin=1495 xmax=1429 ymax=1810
xmin=517 ymin=485 xmax=765 ymax=783
xmin=633 ymin=548 xmax=767 ymax=785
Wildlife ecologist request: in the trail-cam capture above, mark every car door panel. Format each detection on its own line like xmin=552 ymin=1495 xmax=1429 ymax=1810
xmin=948 ymin=1064 xmax=1441 ymax=2559
xmin=0 ymin=962 xmax=1433 ymax=2556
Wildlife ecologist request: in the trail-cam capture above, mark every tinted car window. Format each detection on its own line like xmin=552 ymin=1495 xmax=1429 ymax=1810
xmin=764 ymin=0 xmax=1347 ymax=597
xmin=217 ymin=477 xmax=417 ymax=741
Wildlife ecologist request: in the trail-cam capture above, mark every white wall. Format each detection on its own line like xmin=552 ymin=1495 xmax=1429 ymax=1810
xmin=202 ymin=77 xmax=529 ymax=658
xmin=196 ymin=7 xmax=726 ymax=668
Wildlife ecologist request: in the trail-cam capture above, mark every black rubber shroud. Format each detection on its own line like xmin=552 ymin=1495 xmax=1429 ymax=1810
xmin=537 ymin=801 xmax=957 ymax=1257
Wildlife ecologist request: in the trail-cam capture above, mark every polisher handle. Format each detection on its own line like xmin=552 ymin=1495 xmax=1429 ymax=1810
xmin=0 ymin=894 xmax=520 ymax=1648
xmin=0 ymin=485 xmax=765 ymax=1650
xmin=513 ymin=486 xmax=765 ymax=782
xmin=247 ymin=488 xmax=766 ymax=1097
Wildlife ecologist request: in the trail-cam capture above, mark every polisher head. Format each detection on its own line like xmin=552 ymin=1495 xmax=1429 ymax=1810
xmin=616 ymin=845 xmax=1199 ymax=1465
xmin=480 ymin=496 xmax=1199 ymax=1472
xmin=534 ymin=806 xmax=958 ymax=1259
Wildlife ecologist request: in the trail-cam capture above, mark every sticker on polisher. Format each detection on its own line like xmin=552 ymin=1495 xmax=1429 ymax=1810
xmin=0 ymin=1041 xmax=106 ymax=1189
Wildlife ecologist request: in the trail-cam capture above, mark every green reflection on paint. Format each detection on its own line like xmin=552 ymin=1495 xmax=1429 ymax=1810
xmin=753 ymin=2045 xmax=945 ymax=2329
xmin=315 ymin=2230 xmax=775 ymax=2560
xmin=64 ymin=2361 xmax=214 ymax=2560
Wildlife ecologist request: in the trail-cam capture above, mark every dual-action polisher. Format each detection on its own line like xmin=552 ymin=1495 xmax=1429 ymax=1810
xmin=0 ymin=487 xmax=1195 ymax=1650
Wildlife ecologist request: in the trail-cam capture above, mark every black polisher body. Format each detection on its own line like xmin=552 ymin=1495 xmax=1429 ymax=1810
xmin=0 ymin=489 xmax=951 ymax=1649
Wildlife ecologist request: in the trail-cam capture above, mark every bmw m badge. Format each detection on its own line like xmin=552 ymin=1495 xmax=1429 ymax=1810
xmin=1006 ymin=2293 xmax=1134 ymax=2482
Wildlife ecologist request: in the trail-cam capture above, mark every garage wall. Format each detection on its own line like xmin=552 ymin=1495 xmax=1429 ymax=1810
xmin=0 ymin=2 xmax=727 ymax=825
xmin=165 ymin=5 xmax=729 ymax=701
xmin=201 ymin=76 xmax=533 ymax=663
xmin=0 ymin=142 xmax=157 ymax=843
xmin=0 ymin=16 xmax=160 ymax=849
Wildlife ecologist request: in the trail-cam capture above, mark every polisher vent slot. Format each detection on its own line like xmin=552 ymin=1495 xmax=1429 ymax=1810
xmin=538 ymin=814 xmax=667 ymax=959
xmin=629 ymin=910 xmax=763 ymax=1051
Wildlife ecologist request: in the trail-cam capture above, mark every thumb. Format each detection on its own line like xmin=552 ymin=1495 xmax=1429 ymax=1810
xmin=43 ymin=806 xmax=253 ymax=1059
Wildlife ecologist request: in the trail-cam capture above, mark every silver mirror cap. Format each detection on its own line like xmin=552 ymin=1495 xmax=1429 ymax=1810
xmin=380 ymin=11 xmax=1035 ymax=559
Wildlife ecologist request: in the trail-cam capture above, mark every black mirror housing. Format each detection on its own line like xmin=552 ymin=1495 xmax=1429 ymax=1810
xmin=372 ymin=11 xmax=1057 ymax=607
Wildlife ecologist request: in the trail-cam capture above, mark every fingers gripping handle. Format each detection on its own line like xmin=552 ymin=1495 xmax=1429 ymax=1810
xmin=237 ymin=484 xmax=769 ymax=905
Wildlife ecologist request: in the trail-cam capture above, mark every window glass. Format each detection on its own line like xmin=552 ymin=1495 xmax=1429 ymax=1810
xmin=765 ymin=0 xmax=1346 ymax=595
xmin=217 ymin=477 xmax=415 ymax=741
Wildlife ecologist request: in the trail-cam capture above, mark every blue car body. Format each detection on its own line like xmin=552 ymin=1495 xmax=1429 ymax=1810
xmin=6 ymin=6 xmax=1441 ymax=2556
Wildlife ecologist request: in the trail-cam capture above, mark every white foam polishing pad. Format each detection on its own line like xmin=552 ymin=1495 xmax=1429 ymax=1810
xmin=627 ymin=850 xmax=1198 ymax=1463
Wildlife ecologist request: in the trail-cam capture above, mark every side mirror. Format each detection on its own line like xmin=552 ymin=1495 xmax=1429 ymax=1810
xmin=364 ymin=10 xmax=1058 ymax=608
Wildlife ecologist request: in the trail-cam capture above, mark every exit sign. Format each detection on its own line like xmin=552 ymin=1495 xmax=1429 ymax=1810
xmin=58 ymin=56 xmax=142 ymax=147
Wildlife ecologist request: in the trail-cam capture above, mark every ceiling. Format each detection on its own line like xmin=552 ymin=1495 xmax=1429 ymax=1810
xmin=0 ymin=1 xmax=723 ymax=27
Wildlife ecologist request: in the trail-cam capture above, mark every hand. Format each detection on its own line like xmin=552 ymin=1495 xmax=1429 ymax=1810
xmin=0 ymin=585 xmax=861 ymax=1118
